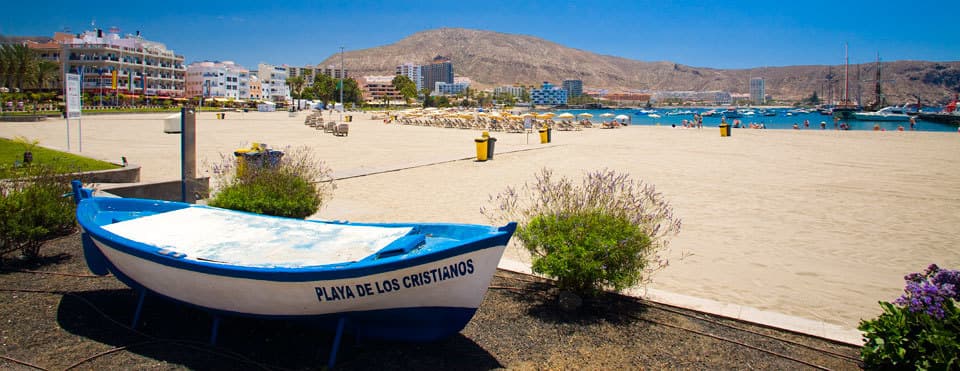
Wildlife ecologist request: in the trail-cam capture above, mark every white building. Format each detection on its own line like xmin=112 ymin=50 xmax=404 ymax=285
xmin=258 ymin=63 xmax=291 ymax=102
xmin=396 ymin=62 xmax=423 ymax=92
xmin=494 ymin=85 xmax=525 ymax=98
xmin=750 ymin=77 xmax=765 ymax=105
xmin=29 ymin=28 xmax=186 ymax=98
xmin=185 ymin=61 xmax=250 ymax=99
xmin=434 ymin=81 xmax=470 ymax=96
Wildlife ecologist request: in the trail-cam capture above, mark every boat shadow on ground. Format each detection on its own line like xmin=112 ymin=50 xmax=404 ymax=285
xmin=56 ymin=288 xmax=502 ymax=370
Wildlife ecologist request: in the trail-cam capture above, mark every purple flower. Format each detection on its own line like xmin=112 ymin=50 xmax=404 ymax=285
xmin=895 ymin=264 xmax=959 ymax=319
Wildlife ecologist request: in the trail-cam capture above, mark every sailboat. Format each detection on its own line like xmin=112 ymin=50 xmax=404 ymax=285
xmin=832 ymin=44 xmax=861 ymax=120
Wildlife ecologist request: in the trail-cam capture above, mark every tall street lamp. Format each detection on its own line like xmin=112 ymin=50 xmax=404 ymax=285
xmin=339 ymin=46 xmax=344 ymax=123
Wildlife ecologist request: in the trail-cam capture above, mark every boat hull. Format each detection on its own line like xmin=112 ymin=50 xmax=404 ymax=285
xmin=851 ymin=113 xmax=911 ymax=121
xmin=917 ymin=113 xmax=960 ymax=125
xmin=72 ymin=183 xmax=516 ymax=342
xmin=85 ymin=231 xmax=506 ymax=340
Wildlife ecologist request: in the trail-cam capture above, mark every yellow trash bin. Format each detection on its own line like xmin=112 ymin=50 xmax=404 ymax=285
xmin=719 ymin=124 xmax=731 ymax=137
xmin=475 ymin=137 xmax=488 ymax=161
xmin=539 ymin=128 xmax=548 ymax=144
xmin=345 ymin=115 xmax=353 ymax=122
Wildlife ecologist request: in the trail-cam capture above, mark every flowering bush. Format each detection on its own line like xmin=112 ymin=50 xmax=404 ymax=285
xmin=207 ymin=146 xmax=334 ymax=219
xmin=859 ymin=264 xmax=960 ymax=369
xmin=482 ymin=168 xmax=681 ymax=296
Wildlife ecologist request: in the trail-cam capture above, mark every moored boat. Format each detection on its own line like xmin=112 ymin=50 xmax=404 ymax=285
xmin=70 ymin=181 xmax=517 ymax=343
xmin=917 ymin=95 xmax=960 ymax=125
xmin=722 ymin=108 xmax=742 ymax=118
xmin=852 ymin=106 xmax=911 ymax=121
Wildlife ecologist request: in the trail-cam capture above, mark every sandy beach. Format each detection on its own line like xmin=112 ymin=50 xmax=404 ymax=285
xmin=2 ymin=110 xmax=959 ymax=331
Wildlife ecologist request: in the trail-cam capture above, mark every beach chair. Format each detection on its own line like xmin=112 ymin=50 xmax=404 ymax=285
xmin=325 ymin=122 xmax=336 ymax=133
xmin=335 ymin=123 xmax=349 ymax=136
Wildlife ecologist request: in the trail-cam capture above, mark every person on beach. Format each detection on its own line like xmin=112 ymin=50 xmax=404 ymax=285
xmin=793 ymin=123 xmax=799 ymax=130
xmin=820 ymin=121 xmax=827 ymax=129
xmin=804 ymin=119 xmax=810 ymax=128
xmin=909 ymin=116 xmax=916 ymax=131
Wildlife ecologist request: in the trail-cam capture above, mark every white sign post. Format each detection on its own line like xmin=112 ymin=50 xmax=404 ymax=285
xmin=65 ymin=73 xmax=82 ymax=151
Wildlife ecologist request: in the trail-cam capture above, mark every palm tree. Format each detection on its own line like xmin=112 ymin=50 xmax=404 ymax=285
xmin=34 ymin=60 xmax=59 ymax=90
xmin=6 ymin=44 xmax=38 ymax=91
xmin=286 ymin=76 xmax=305 ymax=110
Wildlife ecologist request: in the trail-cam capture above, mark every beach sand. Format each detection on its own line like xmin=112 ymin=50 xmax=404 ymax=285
xmin=3 ymin=110 xmax=959 ymax=330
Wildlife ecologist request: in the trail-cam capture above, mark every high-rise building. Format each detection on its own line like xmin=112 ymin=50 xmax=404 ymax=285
xmin=421 ymin=56 xmax=453 ymax=95
xmin=396 ymin=62 xmax=423 ymax=92
xmin=750 ymin=77 xmax=765 ymax=105
xmin=27 ymin=28 xmax=186 ymax=99
xmin=531 ymin=82 xmax=568 ymax=106
xmin=185 ymin=61 xmax=250 ymax=99
xmin=562 ymin=79 xmax=583 ymax=97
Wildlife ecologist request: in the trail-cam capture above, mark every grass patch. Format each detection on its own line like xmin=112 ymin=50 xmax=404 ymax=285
xmin=0 ymin=138 xmax=120 ymax=178
xmin=0 ymin=110 xmax=60 ymax=117
xmin=81 ymin=107 xmax=181 ymax=114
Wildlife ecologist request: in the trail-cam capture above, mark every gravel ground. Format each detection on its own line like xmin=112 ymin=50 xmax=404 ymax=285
xmin=1 ymin=232 xmax=863 ymax=370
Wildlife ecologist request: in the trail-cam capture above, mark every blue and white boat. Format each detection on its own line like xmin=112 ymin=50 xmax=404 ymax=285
xmin=70 ymin=181 xmax=516 ymax=344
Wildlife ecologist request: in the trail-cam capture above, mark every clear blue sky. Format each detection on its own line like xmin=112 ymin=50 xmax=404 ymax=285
xmin=2 ymin=0 xmax=955 ymax=70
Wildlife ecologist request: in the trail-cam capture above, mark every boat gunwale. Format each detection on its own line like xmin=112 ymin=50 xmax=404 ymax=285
xmin=77 ymin=196 xmax=515 ymax=282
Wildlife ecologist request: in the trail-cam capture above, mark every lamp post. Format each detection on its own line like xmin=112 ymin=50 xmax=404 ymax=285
xmin=339 ymin=46 xmax=344 ymax=123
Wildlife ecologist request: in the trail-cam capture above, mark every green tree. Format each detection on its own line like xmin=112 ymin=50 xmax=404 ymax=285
xmin=311 ymin=74 xmax=337 ymax=102
xmin=1 ymin=44 xmax=40 ymax=91
xmin=34 ymin=60 xmax=59 ymax=90
xmin=339 ymin=78 xmax=362 ymax=105
xmin=391 ymin=75 xmax=417 ymax=104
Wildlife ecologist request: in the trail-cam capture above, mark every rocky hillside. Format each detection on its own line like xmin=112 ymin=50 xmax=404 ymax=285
xmin=319 ymin=28 xmax=960 ymax=104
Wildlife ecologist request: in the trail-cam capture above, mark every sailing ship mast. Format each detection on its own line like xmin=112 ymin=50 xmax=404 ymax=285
xmin=843 ymin=43 xmax=849 ymax=106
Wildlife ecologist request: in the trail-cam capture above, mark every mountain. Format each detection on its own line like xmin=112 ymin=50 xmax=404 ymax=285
xmin=321 ymin=28 xmax=960 ymax=104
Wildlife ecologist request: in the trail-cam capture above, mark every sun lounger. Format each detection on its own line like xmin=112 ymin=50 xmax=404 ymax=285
xmin=334 ymin=123 xmax=349 ymax=136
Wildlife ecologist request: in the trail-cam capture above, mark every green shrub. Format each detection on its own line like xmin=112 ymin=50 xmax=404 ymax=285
xmin=483 ymin=168 xmax=682 ymax=297
xmin=859 ymin=264 xmax=960 ymax=369
xmin=0 ymin=165 xmax=77 ymax=263
xmin=520 ymin=210 xmax=652 ymax=294
xmin=207 ymin=145 xmax=333 ymax=219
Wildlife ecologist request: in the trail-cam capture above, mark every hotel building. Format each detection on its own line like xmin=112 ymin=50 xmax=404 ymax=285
xmin=750 ymin=77 xmax=765 ymax=105
xmin=421 ymin=56 xmax=453 ymax=95
xmin=185 ymin=61 xmax=250 ymax=100
xmin=493 ymin=85 xmax=525 ymax=98
xmin=396 ymin=62 xmax=423 ymax=91
xmin=530 ymin=82 xmax=568 ymax=106
xmin=28 ymin=28 xmax=186 ymax=98
xmin=562 ymin=79 xmax=583 ymax=97
xmin=358 ymin=75 xmax=402 ymax=103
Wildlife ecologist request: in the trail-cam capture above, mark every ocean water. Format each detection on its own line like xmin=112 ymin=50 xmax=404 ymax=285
xmin=563 ymin=108 xmax=958 ymax=132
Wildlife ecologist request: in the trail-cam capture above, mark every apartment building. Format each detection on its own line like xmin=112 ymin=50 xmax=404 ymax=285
xmin=185 ymin=61 xmax=250 ymax=99
xmin=257 ymin=63 xmax=290 ymax=102
xmin=530 ymin=82 xmax=567 ymax=106
xmin=28 ymin=28 xmax=185 ymax=98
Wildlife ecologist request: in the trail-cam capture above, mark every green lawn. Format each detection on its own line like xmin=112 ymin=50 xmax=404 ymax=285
xmin=0 ymin=138 xmax=120 ymax=178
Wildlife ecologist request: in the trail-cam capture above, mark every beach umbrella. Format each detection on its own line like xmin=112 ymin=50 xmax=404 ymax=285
xmin=557 ymin=112 xmax=575 ymax=119
xmin=578 ymin=113 xmax=594 ymax=118
xmin=615 ymin=114 xmax=630 ymax=120
xmin=599 ymin=113 xmax=615 ymax=118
